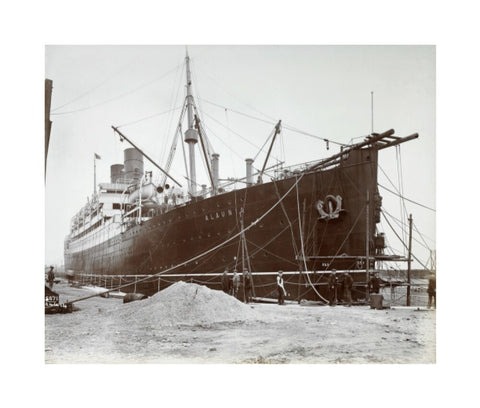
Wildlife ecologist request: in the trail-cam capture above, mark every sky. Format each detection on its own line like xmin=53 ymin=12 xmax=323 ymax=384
xmin=45 ymin=45 xmax=435 ymax=268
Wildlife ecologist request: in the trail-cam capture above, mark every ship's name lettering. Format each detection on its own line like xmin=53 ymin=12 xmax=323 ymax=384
xmin=205 ymin=208 xmax=233 ymax=221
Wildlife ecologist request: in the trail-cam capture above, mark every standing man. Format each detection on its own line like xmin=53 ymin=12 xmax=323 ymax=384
xmin=47 ymin=266 xmax=55 ymax=290
xmin=232 ymin=270 xmax=240 ymax=299
xmin=277 ymin=270 xmax=286 ymax=305
xmin=343 ymin=272 xmax=353 ymax=307
xmin=369 ymin=272 xmax=380 ymax=294
xmin=327 ymin=270 xmax=338 ymax=306
xmin=243 ymin=269 xmax=252 ymax=303
xmin=427 ymin=273 xmax=436 ymax=309
xmin=222 ymin=268 xmax=231 ymax=294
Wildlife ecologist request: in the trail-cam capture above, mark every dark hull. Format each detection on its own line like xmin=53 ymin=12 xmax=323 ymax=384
xmin=65 ymin=148 xmax=380 ymax=301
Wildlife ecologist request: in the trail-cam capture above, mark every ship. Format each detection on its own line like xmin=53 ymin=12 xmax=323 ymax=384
xmin=63 ymin=52 xmax=418 ymax=303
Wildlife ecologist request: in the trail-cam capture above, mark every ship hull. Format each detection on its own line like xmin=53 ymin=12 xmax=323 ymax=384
xmin=65 ymin=147 xmax=379 ymax=302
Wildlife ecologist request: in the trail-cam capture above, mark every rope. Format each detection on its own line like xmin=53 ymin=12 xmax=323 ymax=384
xmin=199 ymin=98 xmax=347 ymax=147
xmin=52 ymin=62 xmax=183 ymax=116
xmin=382 ymin=207 xmax=435 ymax=244
xmin=381 ymin=210 xmax=431 ymax=271
xmin=200 ymin=110 xmax=282 ymax=162
xmin=68 ymin=173 xmax=305 ymax=304
xmin=116 ymin=106 xmax=182 ymax=128
xmin=378 ymin=183 xmax=436 ymax=212
xmin=323 ymin=203 xmax=367 ymax=271
xmin=253 ymin=127 xmax=276 ymax=162
xmin=159 ymin=63 xmax=186 ymax=169
xmin=246 ymin=236 xmax=298 ymax=267
xmin=272 ymin=179 xmax=302 ymax=266
xmin=295 ymin=176 xmax=328 ymax=303
xmin=195 ymin=65 xmax=278 ymax=122
xmin=51 ymin=58 xmax=139 ymax=112
xmin=412 ymin=219 xmax=432 ymax=252
xmin=395 ymin=146 xmax=406 ymax=254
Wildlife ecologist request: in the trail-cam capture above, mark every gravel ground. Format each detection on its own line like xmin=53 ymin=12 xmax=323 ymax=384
xmin=45 ymin=281 xmax=435 ymax=364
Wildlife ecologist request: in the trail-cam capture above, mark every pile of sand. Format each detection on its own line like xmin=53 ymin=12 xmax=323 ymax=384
xmin=114 ymin=281 xmax=260 ymax=326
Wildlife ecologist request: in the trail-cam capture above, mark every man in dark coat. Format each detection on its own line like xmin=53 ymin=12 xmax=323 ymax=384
xmin=368 ymin=273 xmax=380 ymax=294
xmin=427 ymin=273 xmax=436 ymax=309
xmin=343 ymin=272 xmax=353 ymax=307
xmin=221 ymin=268 xmax=231 ymax=294
xmin=47 ymin=266 xmax=55 ymax=290
xmin=327 ymin=270 xmax=338 ymax=306
xmin=244 ymin=269 xmax=252 ymax=303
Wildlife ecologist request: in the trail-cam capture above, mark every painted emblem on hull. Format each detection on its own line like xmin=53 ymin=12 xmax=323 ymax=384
xmin=316 ymin=195 xmax=343 ymax=220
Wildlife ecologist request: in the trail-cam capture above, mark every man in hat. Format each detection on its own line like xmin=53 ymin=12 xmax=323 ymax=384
xmin=327 ymin=270 xmax=338 ymax=306
xmin=427 ymin=273 xmax=436 ymax=309
xmin=222 ymin=268 xmax=231 ymax=294
xmin=368 ymin=272 xmax=381 ymax=294
xmin=277 ymin=270 xmax=286 ymax=305
xmin=343 ymin=272 xmax=353 ymax=307
xmin=243 ymin=268 xmax=253 ymax=303
xmin=47 ymin=266 xmax=55 ymax=290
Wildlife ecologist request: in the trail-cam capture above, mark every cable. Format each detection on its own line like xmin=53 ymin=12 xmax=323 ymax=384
xmin=378 ymin=183 xmax=436 ymax=212
xmin=195 ymin=64 xmax=278 ymax=122
xmin=51 ymin=58 xmax=140 ymax=112
xmin=295 ymin=177 xmax=328 ymax=303
xmin=116 ymin=106 xmax=182 ymax=128
xmin=201 ymin=110 xmax=282 ymax=162
xmin=382 ymin=207 xmax=435 ymax=243
xmin=381 ymin=211 xmax=430 ymax=270
xmin=200 ymin=98 xmax=347 ymax=147
xmin=381 ymin=211 xmax=432 ymax=251
xmin=52 ymin=62 xmax=183 ymax=116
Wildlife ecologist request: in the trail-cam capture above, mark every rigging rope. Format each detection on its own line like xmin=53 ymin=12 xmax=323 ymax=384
xmin=381 ymin=211 xmax=432 ymax=251
xmin=201 ymin=110 xmax=282 ymax=162
xmin=199 ymin=98 xmax=347 ymax=147
xmin=324 ymin=203 xmax=367 ymax=271
xmin=159 ymin=63 xmax=186 ymax=169
xmin=253 ymin=127 xmax=276 ymax=162
xmin=195 ymin=64 xmax=278 ymax=122
xmin=395 ymin=146 xmax=406 ymax=255
xmin=382 ymin=207 xmax=435 ymax=247
xmin=51 ymin=58 xmax=139 ymax=112
xmin=295 ymin=177 xmax=328 ymax=303
xmin=381 ymin=210 xmax=430 ymax=271
xmin=412 ymin=219 xmax=432 ymax=252
xmin=116 ymin=106 xmax=182 ymax=128
xmin=378 ymin=183 xmax=436 ymax=212
xmin=52 ymin=62 xmax=184 ymax=116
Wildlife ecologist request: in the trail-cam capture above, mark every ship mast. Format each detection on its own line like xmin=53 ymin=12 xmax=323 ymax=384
xmin=184 ymin=50 xmax=199 ymax=196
